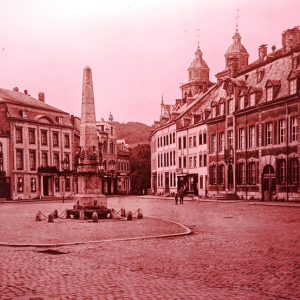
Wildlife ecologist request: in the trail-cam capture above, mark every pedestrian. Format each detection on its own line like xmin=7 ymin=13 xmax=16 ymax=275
xmin=179 ymin=188 xmax=184 ymax=204
xmin=175 ymin=193 xmax=178 ymax=205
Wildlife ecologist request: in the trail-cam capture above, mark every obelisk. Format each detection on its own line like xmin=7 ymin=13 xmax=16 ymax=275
xmin=73 ymin=66 xmax=107 ymax=209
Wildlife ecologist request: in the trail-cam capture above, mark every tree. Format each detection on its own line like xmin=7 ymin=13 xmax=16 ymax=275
xmin=129 ymin=143 xmax=151 ymax=195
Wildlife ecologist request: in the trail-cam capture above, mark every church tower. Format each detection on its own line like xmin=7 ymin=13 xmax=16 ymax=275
xmin=180 ymin=42 xmax=212 ymax=100
xmin=216 ymin=12 xmax=249 ymax=83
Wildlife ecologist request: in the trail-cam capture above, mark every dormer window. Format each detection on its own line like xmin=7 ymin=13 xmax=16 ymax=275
xmin=289 ymin=78 xmax=297 ymax=95
xmin=239 ymin=96 xmax=245 ymax=110
xmin=266 ymin=87 xmax=273 ymax=101
xmin=257 ymin=70 xmax=265 ymax=83
xmin=265 ymin=80 xmax=281 ymax=101
xmin=220 ymin=102 xmax=224 ymax=115
xmin=249 ymin=93 xmax=255 ymax=106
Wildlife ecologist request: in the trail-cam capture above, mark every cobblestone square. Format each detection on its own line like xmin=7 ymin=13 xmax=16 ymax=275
xmin=1 ymin=196 xmax=300 ymax=299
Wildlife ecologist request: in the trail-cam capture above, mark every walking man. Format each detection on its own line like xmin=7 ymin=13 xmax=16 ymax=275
xmin=179 ymin=187 xmax=184 ymax=204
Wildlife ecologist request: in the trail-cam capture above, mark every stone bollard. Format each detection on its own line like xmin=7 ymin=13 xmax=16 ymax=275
xmin=120 ymin=207 xmax=126 ymax=218
xmin=137 ymin=208 xmax=143 ymax=219
xmin=53 ymin=209 xmax=58 ymax=218
xmin=48 ymin=213 xmax=54 ymax=223
xmin=92 ymin=212 xmax=98 ymax=223
xmin=110 ymin=208 xmax=116 ymax=219
xmin=36 ymin=212 xmax=42 ymax=221
xmin=127 ymin=210 xmax=132 ymax=221
xmin=79 ymin=210 xmax=85 ymax=220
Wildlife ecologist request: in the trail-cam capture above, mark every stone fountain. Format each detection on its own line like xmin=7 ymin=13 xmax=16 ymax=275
xmin=67 ymin=66 xmax=109 ymax=219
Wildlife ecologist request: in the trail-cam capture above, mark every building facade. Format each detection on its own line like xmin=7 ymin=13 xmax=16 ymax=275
xmin=150 ymin=26 xmax=300 ymax=201
xmin=0 ymin=88 xmax=76 ymax=200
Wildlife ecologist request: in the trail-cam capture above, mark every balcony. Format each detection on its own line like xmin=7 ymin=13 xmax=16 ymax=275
xmin=38 ymin=166 xmax=59 ymax=174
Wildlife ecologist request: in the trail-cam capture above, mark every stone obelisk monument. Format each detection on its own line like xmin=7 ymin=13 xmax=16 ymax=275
xmin=73 ymin=66 xmax=107 ymax=209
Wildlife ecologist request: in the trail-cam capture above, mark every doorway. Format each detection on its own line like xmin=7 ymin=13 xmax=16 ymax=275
xmin=262 ymin=165 xmax=276 ymax=201
xmin=43 ymin=176 xmax=49 ymax=196
xmin=228 ymin=164 xmax=234 ymax=191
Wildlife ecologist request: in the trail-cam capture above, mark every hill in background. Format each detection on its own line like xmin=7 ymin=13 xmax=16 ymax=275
xmin=114 ymin=121 xmax=151 ymax=148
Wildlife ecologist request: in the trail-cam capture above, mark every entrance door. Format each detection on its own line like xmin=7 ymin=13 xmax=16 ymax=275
xmin=228 ymin=164 xmax=234 ymax=191
xmin=107 ymin=178 xmax=111 ymax=195
xmin=262 ymin=165 xmax=276 ymax=201
xmin=165 ymin=172 xmax=169 ymax=193
xmin=0 ymin=177 xmax=10 ymax=199
xmin=43 ymin=176 xmax=49 ymax=196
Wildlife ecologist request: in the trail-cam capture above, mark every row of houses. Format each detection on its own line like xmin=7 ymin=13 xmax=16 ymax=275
xmin=0 ymin=88 xmax=130 ymax=200
xmin=150 ymin=26 xmax=300 ymax=201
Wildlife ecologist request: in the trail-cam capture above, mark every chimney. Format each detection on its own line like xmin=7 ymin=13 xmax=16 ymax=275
xmin=38 ymin=92 xmax=45 ymax=102
xmin=13 ymin=87 xmax=19 ymax=92
xmin=258 ymin=44 xmax=268 ymax=60
xmin=282 ymin=26 xmax=300 ymax=52
xmin=24 ymin=90 xmax=28 ymax=94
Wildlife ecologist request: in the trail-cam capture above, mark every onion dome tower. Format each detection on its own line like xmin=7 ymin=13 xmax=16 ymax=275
xmin=181 ymin=41 xmax=212 ymax=100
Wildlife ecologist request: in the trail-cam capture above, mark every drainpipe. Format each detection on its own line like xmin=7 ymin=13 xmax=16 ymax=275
xmin=286 ymin=102 xmax=289 ymax=202
xmin=245 ymin=113 xmax=248 ymax=201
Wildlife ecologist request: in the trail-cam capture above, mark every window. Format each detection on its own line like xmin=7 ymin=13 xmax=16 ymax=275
xmin=249 ymin=93 xmax=255 ymax=107
xmin=203 ymin=154 xmax=207 ymax=167
xmin=266 ymin=87 xmax=273 ymax=101
xmin=183 ymin=136 xmax=186 ymax=149
xmin=42 ymin=152 xmax=48 ymax=168
xmin=53 ymin=133 xmax=59 ymax=147
xmin=189 ymin=157 xmax=193 ymax=168
xmin=179 ymin=157 xmax=182 ymax=169
xmin=211 ymin=134 xmax=216 ymax=153
xmin=169 ymin=133 xmax=172 ymax=144
xmin=31 ymin=178 xmax=36 ymax=192
xmin=239 ymin=96 xmax=244 ymax=110
xmin=289 ymin=78 xmax=297 ymax=95
xmin=238 ymin=128 xmax=245 ymax=150
xmin=53 ymin=153 xmax=60 ymax=169
xmin=247 ymin=162 xmax=256 ymax=184
xmin=183 ymin=156 xmax=186 ymax=168
xmin=249 ymin=126 xmax=255 ymax=148
xmin=220 ymin=103 xmax=224 ymax=115
xmin=0 ymin=159 xmax=3 ymax=172
xmin=194 ymin=156 xmax=197 ymax=168
xmin=29 ymin=150 xmax=36 ymax=170
xmin=219 ymin=133 xmax=224 ymax=152
xmin=228 ymin=99 xmax=234 ymax=115
xmin=291 ymin=117 xmax=298 ymax=142
xmin=212 ymin=106 xmax=216 ymax=118
xmin=203 ymin=132 xmax=207 ymax=144
xmin=279 ymin=119 xmax=286 ymax=143
xmin=55 ymin=178 xmax=60 ymax=192
xmin=279 ymin=160 xmax=286 ymax=184
xmin=193 ymin=136 xmax=196 ymax=147
xmin=266 ymin=122 xmax=273 ymax=145
xmin=157 ymin=137 xmax=160 ymax=148
xmin=219 ymin=165 xmax=225 ymax=184
xmin=16 ymin=150 xmax=23 ymax=170
xmin=29 ymin=129 xmax=35 ymax=144
xmin=237 ymin=163 xmax=245 ymax=184
xmin=173 ymin=132 xmax=175 ymax=144
xmin=199 ymin=133 xmax=202 ymax=145
xmin=211 ymin=165 xmax=217 ymax=184
xmin=189 ymin=136 xmax=193 ymax=148
xmin=228 ymin=130 xmax=233 ymax=150
xmin=65 ymin=178 xmax=70 ymax=191
xmin=41 ymin=131 xmax=48 ymax=145
xmin=199 ymin=154 xmax=202 ymax=167
xmin=178 ymin=137 xmax=182 ymax=149
xmin=291 ymin=159 xmax=299 ymax=184
xmin=16 ymin=128 xmax=23 ymax=143
xmin=173 ymin=150 xmax=176 ymax=165
xmin=17 ymin=177 xmax=23 ymax=192
xmin=257 ymin=70 xmax=264 ymax=83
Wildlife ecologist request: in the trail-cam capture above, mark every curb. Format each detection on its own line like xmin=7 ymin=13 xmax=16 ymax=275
xmin=0 ymin=216 xmax=192 ymax=248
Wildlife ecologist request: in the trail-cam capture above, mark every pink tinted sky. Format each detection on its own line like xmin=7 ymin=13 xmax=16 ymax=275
xmin=0 ymin=0 xmax=299 ymax=126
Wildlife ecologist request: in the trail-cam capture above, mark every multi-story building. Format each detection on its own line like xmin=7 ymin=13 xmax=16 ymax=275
xmin=0 ymin=87 xmax=76 ymax=200
xmin=150 ymin=25 xmax=300 ymax=201
xmin=116 ymin=139 xmax=131 ymax=194
xmin=150 ymin=44 xmax=214 ymax=197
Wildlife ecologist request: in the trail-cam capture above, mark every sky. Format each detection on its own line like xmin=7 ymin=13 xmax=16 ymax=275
xmin=0 ymin=0 xmax=299 ymax=126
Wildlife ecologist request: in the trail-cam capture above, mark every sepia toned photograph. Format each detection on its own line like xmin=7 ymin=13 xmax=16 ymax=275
xmin=0 ymin=0 xmax=300 ymax=299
